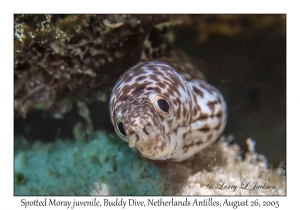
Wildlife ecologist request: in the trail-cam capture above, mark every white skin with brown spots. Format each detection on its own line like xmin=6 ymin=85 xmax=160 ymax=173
xmin=109 ymin=61 xmax=227 ymax=161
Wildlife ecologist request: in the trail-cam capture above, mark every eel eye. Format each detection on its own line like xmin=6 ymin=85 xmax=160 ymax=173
xmin=157 ymin=98 xmax=169 ymax=113
xmin=116 ymin=119 xmax=127 ymax=137
xmin=150 ymin=93 xmax=173 ymax=119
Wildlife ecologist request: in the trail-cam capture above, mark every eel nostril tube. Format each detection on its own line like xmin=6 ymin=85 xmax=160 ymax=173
xmin=129 ymin=134 xmax=138 ymax=148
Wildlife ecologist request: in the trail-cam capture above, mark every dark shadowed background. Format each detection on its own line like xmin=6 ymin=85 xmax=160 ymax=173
xmin=176 ymin=17 xmax=286 ymax=166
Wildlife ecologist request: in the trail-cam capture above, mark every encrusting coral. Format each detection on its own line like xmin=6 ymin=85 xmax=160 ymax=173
xmin=178 ymin=139 xmax=285 ymax=195
xmin=14 ymin=131 xmax=285 ymax=195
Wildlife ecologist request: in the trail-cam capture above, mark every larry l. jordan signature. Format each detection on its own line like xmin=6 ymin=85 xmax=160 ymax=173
xmin=206 ymin=181 xmax=277 ymax=192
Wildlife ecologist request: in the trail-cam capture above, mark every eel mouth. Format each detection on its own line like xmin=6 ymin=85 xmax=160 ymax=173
xmin=127 ymin=123 xmax=158 ymax=148
xmin=128 ymin=132 xmax=173 ymax=160
xmin=128 ymin=134 xmax=138 ymax=148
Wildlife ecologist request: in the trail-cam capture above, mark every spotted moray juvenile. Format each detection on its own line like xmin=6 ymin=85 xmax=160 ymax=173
xmin=109 ymin=60 xmax=227 ymax=161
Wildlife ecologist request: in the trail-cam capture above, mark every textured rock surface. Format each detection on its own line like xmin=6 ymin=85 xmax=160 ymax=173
xmin=14 ymin=14 xmax=177 ymax=118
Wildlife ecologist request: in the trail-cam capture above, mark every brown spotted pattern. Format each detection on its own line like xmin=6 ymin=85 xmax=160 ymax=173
xmin=109 ymin=61 xmax=227 ymax=161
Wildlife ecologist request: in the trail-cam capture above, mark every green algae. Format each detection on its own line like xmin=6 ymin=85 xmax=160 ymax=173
xmin=14 ymin=131 xmax=174 ymax=195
